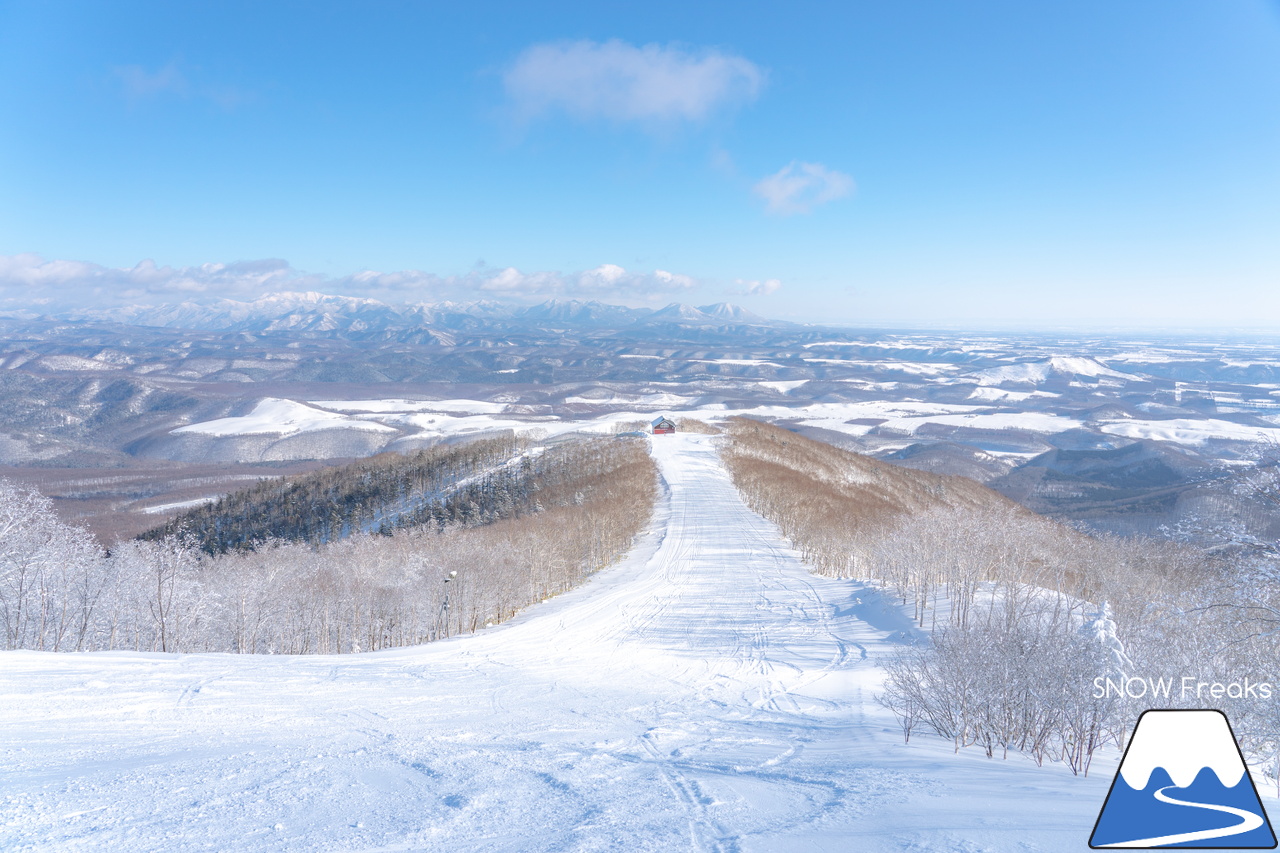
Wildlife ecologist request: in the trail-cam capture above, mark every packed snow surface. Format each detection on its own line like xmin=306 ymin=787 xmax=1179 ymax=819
xmin=1 ymin=434 xmax=1114 ymax=851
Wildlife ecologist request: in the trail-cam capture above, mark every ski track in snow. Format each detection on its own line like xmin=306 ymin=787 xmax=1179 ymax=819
xmin=1 ymin=434 xmax=1115 ymax=852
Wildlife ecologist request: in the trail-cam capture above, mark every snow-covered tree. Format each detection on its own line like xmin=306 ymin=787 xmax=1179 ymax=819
xmin=0 ymin=478 xmax=105 ymax=651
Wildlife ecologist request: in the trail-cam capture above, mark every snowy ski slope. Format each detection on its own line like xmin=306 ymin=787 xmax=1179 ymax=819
xmin=1 ymin=434 xmax=1117 ymax=852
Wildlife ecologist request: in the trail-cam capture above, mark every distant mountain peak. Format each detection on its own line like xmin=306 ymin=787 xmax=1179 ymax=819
xmin=698 ymin=302 xmax=763 ymax=322
xmin=651 ymin=302 xmax=707 ymax=318
xmin=519 ymin=299 xmax=645 ymax=326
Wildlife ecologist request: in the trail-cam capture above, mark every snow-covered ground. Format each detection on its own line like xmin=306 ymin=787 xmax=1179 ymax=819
xmin=1098 ymin=417 xmax=1280 ymax=446
xmin=168 ymin=386 xmax=1280 ymax=452
xmin=172 ymin=398 xmax=398 ymax=438
xmin=1 ymin=434 xmax=1119 ymax=852
xmin=172 ymin=397 xmax=1099 ymax=448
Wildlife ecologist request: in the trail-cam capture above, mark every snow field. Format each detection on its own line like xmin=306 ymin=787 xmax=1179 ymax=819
xmin=1 ymin=434 xmax=1117 ymax=852
xmin=1099 ymin=417 xmax=1280 ymax=446
xmin=172 ymin=385 xmax=1280 ymax=452
xmin=172 ymin=398 xmax=397 ymax=438
xmin=171 ymin=397 xmax=1095 ymax=446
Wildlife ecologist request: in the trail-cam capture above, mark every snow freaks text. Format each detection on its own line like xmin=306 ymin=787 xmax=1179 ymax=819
xmin=1093 ymin=676 xmax=1274 ymax=701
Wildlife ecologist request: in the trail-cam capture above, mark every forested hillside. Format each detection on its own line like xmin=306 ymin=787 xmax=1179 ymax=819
xmin=0 ymin=434 xmax=658 ymax=654
xmin=142 ymin=435 xmax=522 ymax=551
xmin=723 ymin=418 xmax=1280 ymax=786
xmin=141 ymin=434 xmax=628 ymax=553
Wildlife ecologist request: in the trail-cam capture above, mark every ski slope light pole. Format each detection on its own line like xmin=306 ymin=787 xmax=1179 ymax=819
xmin=437 ymin=570 xmax=458 ymax=640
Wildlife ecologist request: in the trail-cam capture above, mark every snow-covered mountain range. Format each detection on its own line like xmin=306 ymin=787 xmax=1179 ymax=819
xmin=40 ymin=293 xmax=783 ymax=339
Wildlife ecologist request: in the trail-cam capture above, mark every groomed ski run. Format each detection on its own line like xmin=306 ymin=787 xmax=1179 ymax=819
xmin=1 ymin=433 xmax=1117 ymax=852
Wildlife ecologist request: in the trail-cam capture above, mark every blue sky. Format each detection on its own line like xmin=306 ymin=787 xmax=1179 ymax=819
xmin=1 ymin=1 xmax=1278 ymax=327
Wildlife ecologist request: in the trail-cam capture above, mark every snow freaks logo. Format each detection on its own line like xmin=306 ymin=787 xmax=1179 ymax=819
xmin=1090 ymin=710 xmax=1277 ymax=849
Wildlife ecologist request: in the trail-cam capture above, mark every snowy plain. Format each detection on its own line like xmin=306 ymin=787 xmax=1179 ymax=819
xmin=3 ymin=434 xmax=1135 ymax=852
xmin=174 ymin=397 xmax=1095 ymax=446
xmin=171 ymin=396 xmax=1276 ymax=459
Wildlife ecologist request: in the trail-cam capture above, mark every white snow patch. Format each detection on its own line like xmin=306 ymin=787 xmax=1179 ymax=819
xmin=141 ymin=497 xmax=218 ymax=515
xmin=1223 ymin=359 xmax=1280 ymax=368
xmin=803 ymin=359 xmax=959 ymax=376
xmin=801 ymin=339 xmax=922 ymax=351
xmin=689 ymin=358 xmax=782 ymax=367
xmin=875 ymin=411 xmax=1082 ymax=435
xmin=757 ymin=380 xmax=808 ymax=393
xmin=310 ymin=399 xmax=508 ymax=415
xmin=972 ymin=357 xmax=1132 ymax=386
xmin=563 ymin=392 xmax=695 ymax=408
xmin=172 ymin=398 xmax=398 ymax=437
xmin=704 ymin=402 xmax=1080 ymax=438
xmin=36 ymin=355 xmax=118 ymax=372
xmin=1103 ymin=350 xmax=1197 ymax=364
xmin=967 ymin=387 xmax=1062 ymax=402
xmin=1100 ymin=418 xmax=1280 ymax=446
xmin=377 ymin=411 xmax=531 ymax=436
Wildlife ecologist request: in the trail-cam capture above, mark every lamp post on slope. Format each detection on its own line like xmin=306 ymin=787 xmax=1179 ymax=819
xmin=436 ymin=570 xmax=458 ymax=640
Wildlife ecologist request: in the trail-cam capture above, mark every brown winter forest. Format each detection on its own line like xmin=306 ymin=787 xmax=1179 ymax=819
xmin=0 ymin=434 xmax=656 ymax=655
xmin=722 ymin=418 xmax=1280 ymax=783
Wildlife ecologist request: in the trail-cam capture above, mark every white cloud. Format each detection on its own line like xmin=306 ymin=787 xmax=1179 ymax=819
xmin=113 ymin=62 xmax=189 ymax=101
xmin=736 ymin=278 xmax=782 ymax=296
xmin=0 ymin=254 xmax=315 ymax=305
xmin=0 ymin=254 xmax=703 ymax=309
xmin=345 ymin=268 xmax=443 ymax=291
xmin=466 ymin=263 xmax=696 ymax=296
xmin=580 ymin=263 xmax=626 ymax=286
xmin=753 ymin=161 xmax=854 ymax=215
xmin=653 ymin=269 xmax=697 ymax=289
xmin=504 ymin=39 xmax=763 ymax=124
xmin=112 ymin=60 xmax=253 ymax=110
xmin=472 ymin=266 xmax=561 ymax=293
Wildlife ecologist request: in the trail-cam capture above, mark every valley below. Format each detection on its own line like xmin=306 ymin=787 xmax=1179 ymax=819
xmin=3 ymin=298 xmax=1280 ymax=546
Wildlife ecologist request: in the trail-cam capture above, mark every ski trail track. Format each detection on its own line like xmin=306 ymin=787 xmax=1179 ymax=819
xmin=1 ymin=433 xmax=1115 ymax=852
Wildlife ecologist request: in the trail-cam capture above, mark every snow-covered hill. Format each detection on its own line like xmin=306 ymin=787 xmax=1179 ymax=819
xmin=2 ymin=434 xmax=1115 ymax=851
xmin=970 ymin=356 xmax=1134 ymax=386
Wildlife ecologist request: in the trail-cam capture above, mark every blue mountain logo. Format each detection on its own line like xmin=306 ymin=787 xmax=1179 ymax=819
xmin=1090 ymin=709 xmax=1276 ymax=848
